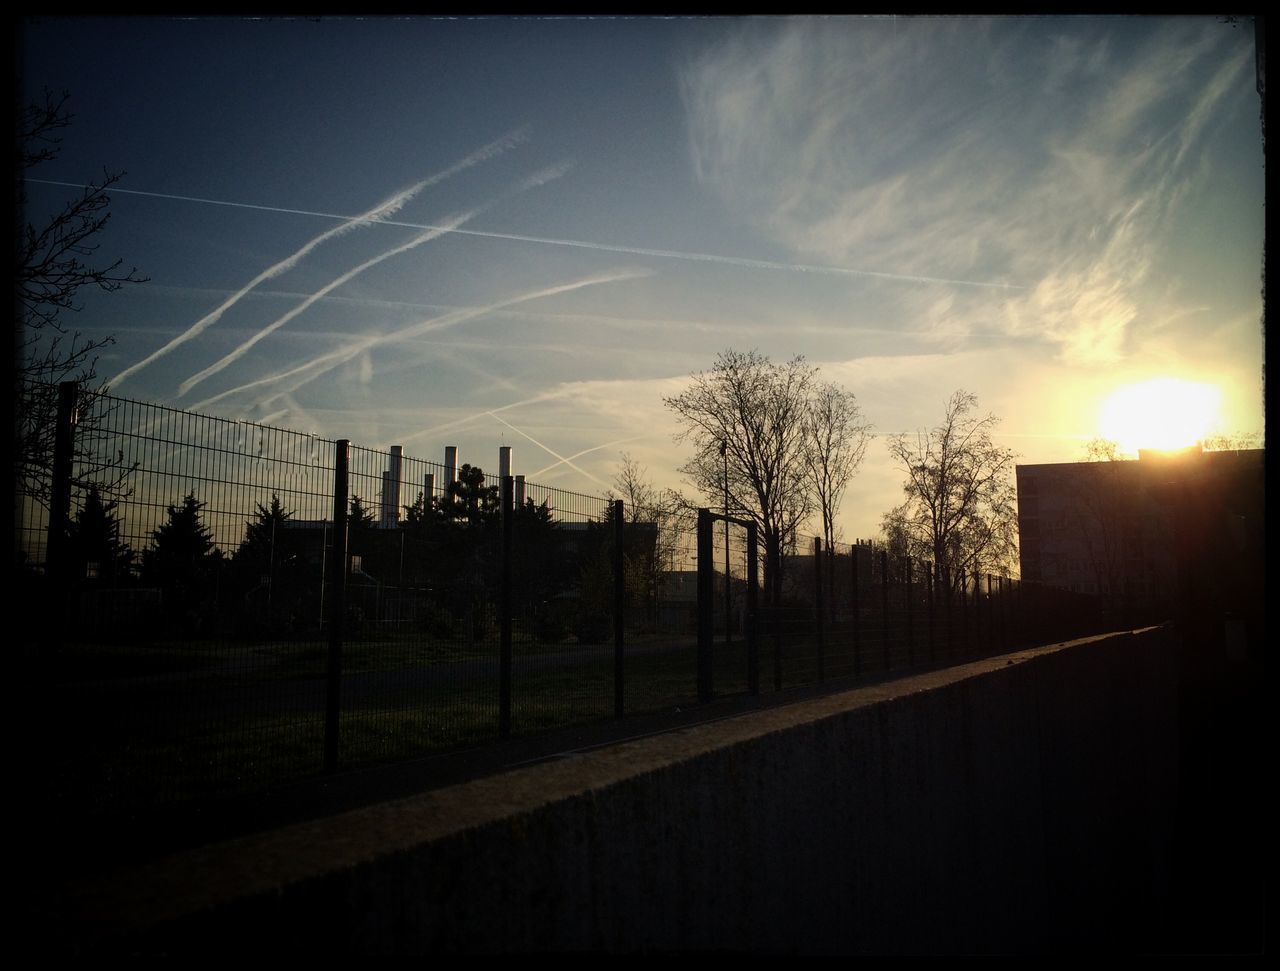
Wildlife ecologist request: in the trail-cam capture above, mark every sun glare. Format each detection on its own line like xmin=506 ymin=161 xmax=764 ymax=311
xmin=1098 ymin=378 xmax=1223 ymax=454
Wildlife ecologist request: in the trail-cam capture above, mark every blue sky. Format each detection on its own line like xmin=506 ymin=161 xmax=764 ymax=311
xmin=20 ymin=16 xmax=1265 ymax=541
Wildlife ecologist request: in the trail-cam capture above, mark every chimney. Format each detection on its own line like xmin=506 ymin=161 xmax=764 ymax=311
xmin=499 ymin=445 xmax=512 ymax=481
xmin=444 ymin=445 xmax=458 ymax=485
xmin=515 ymin=474 xmax=526 ymax=508
xmin=424 ymin=472 xmax=435 ymax=506
xmin=384 ymin=445 xmax=403 ymax=526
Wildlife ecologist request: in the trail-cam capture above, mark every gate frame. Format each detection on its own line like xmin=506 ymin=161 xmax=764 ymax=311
xmin=696 ymin=508 xmax=759 ymax=702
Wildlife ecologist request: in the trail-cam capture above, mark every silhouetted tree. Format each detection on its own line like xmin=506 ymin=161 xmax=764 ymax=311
xmin=236 ymin=495 xmax=291 ymax=566
xmin=1201 ymin=431 xmax=1264 ymax=451
xmin=610 ymin=453 xmax=685 ymax=620
xmin=232 ymin=494 xmax=315 ymax=630
xmin=346 ymin=494 xmax=378 ymax=571
xmin=442 ymin=464 xmax=500 ymax=529
xmin=1063 ymin=440 xmax=1133 ymax=612
xmin=882 ymin=390 xmax=1017 ymax=593
xmin=66 ymin=486 xmax=133 ymax=584
xmin=142 ymin=493 xmax=222 ymax=630
xmin=17 ymin=89 xmax=146 ymax=505
xmin=804 ymin=382 xmax=873 ymax=552
xmin=664 ymin=349 xmax=818 ymax=603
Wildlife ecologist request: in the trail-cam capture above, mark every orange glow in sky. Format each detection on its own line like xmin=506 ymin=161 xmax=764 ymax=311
xmin=1098 ymin=378 xmax=1223 ymax=454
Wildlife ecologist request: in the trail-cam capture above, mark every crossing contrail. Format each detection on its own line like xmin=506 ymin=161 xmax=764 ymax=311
xmin=99 ymin=128 xmax=528 ymax=390
xmin=188 ymin=269 xmax=651 ymax=413
xmin=486 ymin=412 xmax=612 ymax=491
xmin=177 ymin=211 xmax=475 ymax=397
xmin=530 ymin=435 xmax=648 ymax=478
xmin=178 ymin=157 xmax=576 ymax=397
xmin=398 ymin=388 xmax=576 ymax=447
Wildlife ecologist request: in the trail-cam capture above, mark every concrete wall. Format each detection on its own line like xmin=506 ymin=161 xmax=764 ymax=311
xmin=64 ymin=627 xmax=1179 ymax=953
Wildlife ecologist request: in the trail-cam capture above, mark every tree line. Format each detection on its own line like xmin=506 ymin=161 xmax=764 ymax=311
xmin=57 ymin=463 xmax=627 ymax=641
xmin=661 ymin=349 xmax=1017 ymax=603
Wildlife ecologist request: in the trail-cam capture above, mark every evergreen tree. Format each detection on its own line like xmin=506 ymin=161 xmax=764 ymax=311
xmin=233 ymin=494 xmax=316 ymax=632
xmin=442 ymin=464 xmax=499 ymax=529
xmin=235 ymin=494 xmax=292 ymax=574
xmin=142 ymin=493 xmax=221 ymax=626
xmin=349 ymin=494 xmax=376 ymax=530
xmin=67 ymin=486 xmax=133 ymax=584
xmin=347 ymin=494 xmax=378 ymax=574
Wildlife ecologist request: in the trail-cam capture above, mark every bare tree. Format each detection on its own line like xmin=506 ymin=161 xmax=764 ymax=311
xmin=610 ymin=453 xmax=688 ymax=621
xmin=1063 ymin=438 xmax=1133 ymax=612
xmin=16 ymin=89 xmax=147 ymax=504
xmin=1201 ymin=431 xmax=1264 ymax=451
xmin=663 ymin=349 xmax=817 ymax=601
xmin=803 ymin=381 xmax=872 ymax=551
xmin=882 ymin=390 xmax=1017 ymax=592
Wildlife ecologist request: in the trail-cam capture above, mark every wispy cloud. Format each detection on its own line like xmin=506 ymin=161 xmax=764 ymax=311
xmin=681 ymin=18 xmax=1256 ymax=364
xmin=104 ymin=128 xmax=528 ymax=390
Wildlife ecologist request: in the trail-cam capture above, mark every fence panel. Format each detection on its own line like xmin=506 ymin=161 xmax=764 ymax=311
xmin=18 ymin=380 xmax=1130 ymax=829
xmin=509 ymin=480 xmax=615 ymax=735
xmin=25 ymin=388 xmax=338 ymax=815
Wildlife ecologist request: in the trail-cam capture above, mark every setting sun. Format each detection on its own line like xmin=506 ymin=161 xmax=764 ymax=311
xmin=1098 ymin=378 xmax=1223 ymax=454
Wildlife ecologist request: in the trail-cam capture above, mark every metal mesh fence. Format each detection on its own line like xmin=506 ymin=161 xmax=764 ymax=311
xmin=507 ymin=482 xmax=614 ymax=735
xmin=25 ymin=389 xmax=337 ymax=815
xmin=19 ymin=380 xmax=1128 ymax=827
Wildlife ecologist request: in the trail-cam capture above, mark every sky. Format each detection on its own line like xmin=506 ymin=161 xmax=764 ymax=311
xmin=19 ymin=15 xmax=1265 ymax=543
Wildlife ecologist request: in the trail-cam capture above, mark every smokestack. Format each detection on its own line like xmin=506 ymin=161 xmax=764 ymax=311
xmin=424 ymin=472 xmax=435 ymax=505
xmin=515 ymin=474 xmax=526 ymax=507
xmin=380 ymin=470 xmax=393 ymax=527
xmin=444 ymin=445 xmax=458 ymax=485
xmin=499 ymin=445 xmax=512 ymax=481
xmin=385 ymin=445 xmax=403 ymax=525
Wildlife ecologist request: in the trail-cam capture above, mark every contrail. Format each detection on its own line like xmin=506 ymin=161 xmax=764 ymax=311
xmin=518 ymin=160 xmax=576 ymax=190
xmin=188 ymin=269 xmax=652 ymax=412
xmin=33 ymin=170 xmax=1023 ymax=293
xmin=106 ymin=181 xmax=420 ymax=390
xmin=177 ymin=211 xmax=475 ymax=397
xmin=101 ymin=128 xmax=528 ymax=390
xmin=398 ymin=388 xmax=576 ymax=447
xmin=530 ymin=435 xmax=648 ymax=478
xmin=487 ymin=412 xmax=612 ymax=491
xmin=181 ymin=159 xmax=576 ymax=397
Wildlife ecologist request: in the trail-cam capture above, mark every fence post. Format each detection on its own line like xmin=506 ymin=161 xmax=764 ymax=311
xmin=851 ymin=544 xmax=862 ymax=678
xmin=814 ymin=537 xmax=825 ymax=683
xmin=499 ymin=476 xmax=513 ymax=738
xmin=880 ymin=548 xmax=890 ymax=671
xmin=771 ymin=533 xmax=783 ymax=692
xmin=697 ymin=508 xmax=713 ymax=703
xmin=905 ymin=556 xmax=914 ymax=667
xmin=324 ymin=439 xmax=349 ymax=773
xmin=927 ymin=560 xmax=935 ymax=663
xmin=746 ymin=522 xmax=759 ymax=696
xmin=613 ymin=497 xmax=624 ymax=718
xmin=46 ymin=381 xmax=79 ymax=587
xmin=944 ymin=564 xmax=953 ymax=657
xmin=987 ymin=574 xmax=994 ymax=655
xmin=969 ymin=568 xmax=979 ymax=655
xmin=1000 ymin=576 xmax=1009 ymax=650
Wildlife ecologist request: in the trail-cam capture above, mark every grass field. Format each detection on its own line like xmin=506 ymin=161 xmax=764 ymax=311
xmin=42 ymin=605 xmax=1003 ymax=820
